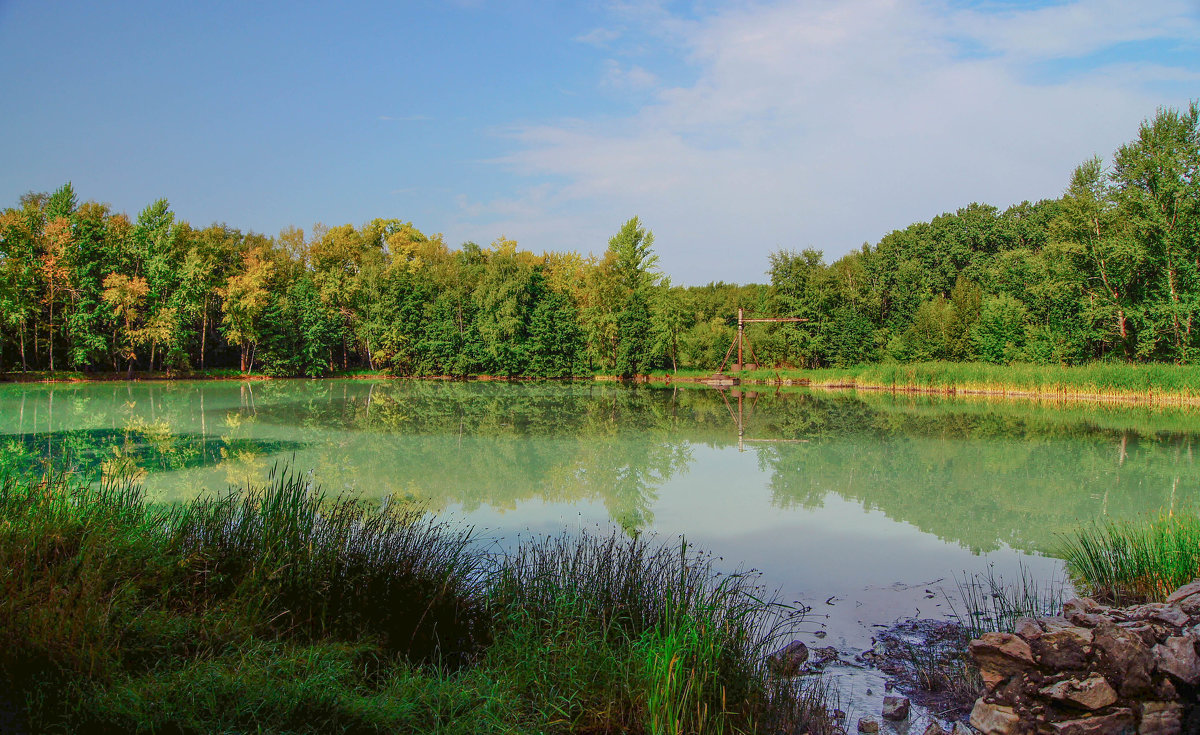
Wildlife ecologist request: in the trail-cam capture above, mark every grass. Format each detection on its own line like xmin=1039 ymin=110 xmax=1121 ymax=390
xmin=946 ymin=564 xmax=1066 ymax=640
xmin=1061 ymin=510 xmax=1200 ymax=604
xmin=0 ymin=468 xmax=830 ymax=734
xmin=733 ymin=361 xmax=1200 ymax=403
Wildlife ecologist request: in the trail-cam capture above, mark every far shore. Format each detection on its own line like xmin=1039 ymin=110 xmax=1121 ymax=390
xmin=5 ymin=361 xmax=1200 ymax=408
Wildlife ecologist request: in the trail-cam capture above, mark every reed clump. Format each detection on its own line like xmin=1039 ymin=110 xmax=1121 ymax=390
xmin=745 ymin=361 xmax=1200 ymax=403
xmin=1061 ymin=511 xmax=1200 ymax=604
xmin=0 ymin=469 xmax=829 ymax=734
xmin=488 ymin=533 xmax=817 ymax=734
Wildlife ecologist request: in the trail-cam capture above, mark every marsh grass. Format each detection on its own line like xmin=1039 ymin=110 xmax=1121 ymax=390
xmin=0 ymin=470 xmax=829 ymax=734
xmin=741 ymin=361 xmax=1200 ymax=403
xmin=167 ymin=468 xmax=489 ymax=665
xmin=947 ymin=564 xmax=1067 ymax=640
xmin=1061 ymin=511 xmax=1200 ymax=604
xmin=895 ymin=633 xmax=981 ymax=707
xmin=489 ymin=533 xmax=816 ymax=734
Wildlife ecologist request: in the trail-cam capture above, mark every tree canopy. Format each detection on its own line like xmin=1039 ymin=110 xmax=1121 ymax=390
xmin=2 ymin=104 xmax=1199 ymax=377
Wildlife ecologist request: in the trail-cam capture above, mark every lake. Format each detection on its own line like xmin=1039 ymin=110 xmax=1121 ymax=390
xmin=2 ymin=378 xmax=1197 ymax=652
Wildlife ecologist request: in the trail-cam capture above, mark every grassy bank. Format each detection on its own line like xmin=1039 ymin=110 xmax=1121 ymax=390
xmin=0 ymin=469 xmax=827 ymax=734
xmin=732 ymin=361 xmax=1200 ymax=403
xmin=10 ymin=361 xmax=1200 ymax=406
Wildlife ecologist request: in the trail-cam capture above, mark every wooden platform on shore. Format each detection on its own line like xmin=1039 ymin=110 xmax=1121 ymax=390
xmin=702 ymin=373 xmax=740 ymax=386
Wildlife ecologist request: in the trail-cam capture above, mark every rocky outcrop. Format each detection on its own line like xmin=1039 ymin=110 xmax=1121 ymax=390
xmin=968 ymin=585 xmax=1200 ymax=735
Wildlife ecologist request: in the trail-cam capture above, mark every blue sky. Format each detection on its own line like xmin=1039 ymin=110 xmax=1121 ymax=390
xmin=1 ymin=0 xmax=1197 ymax=284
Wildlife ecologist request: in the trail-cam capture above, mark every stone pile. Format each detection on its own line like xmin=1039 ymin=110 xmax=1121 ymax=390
xmin=968 ymin=580 xmax=1200 ymax=734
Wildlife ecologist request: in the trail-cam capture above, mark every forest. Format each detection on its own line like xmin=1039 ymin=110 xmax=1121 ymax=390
xmin=1 ymin=104 xmax=1197 ymax=379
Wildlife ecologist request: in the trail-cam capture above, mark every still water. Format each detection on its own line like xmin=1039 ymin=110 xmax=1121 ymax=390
xmin=3 ymin=379 xmax=1198 ymax=648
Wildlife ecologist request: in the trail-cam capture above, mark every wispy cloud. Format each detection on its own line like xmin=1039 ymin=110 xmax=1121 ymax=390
xmin=950 ymin=0 xmax=1199 ymax=61
xmin=600 ymin=59 xmax=658 ymax=90
xmin=450 ymin=0 xmax=1200 ymax=283
xmin=575 ymin=27 xmax=623 ymax=47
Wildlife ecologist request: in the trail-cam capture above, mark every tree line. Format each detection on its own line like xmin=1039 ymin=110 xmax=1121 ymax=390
xmin=1 ymin=104 xmax=1197 ymax=378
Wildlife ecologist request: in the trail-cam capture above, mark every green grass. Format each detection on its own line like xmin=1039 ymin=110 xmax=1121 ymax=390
xmin=947 ymin=565 xmax=1065 ymax=640
xmin=734 ymin=361 xmax=1200 ymax=402
xmin=0 ymin=469 xmax=830 ymax=734
xmin=1061 ymin=511 xmax=1200 ymax=604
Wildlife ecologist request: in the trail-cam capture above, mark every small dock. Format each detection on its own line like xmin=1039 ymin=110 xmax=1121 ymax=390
xmin=703 ymin=373 xmax=740 ymax=386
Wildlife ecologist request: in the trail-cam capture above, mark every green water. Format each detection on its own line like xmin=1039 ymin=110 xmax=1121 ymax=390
xmin=3 ymin=378 xmax=1198 ymax=642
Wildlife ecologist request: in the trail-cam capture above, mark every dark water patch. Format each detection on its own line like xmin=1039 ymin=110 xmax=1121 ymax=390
xmin=0 ymin=428 xmax=305 ymax=478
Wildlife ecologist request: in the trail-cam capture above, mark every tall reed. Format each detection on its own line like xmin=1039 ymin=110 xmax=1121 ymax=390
xmin=167 ymin=467 xmax=490 ymax=665
xmin=1 ymin=470 xmax=830 ymax=733
xmin=489 ymin=532 xmax=817 ymax=734
xmin=1061 ymin=511 xmax=1200 ymax=604
xmin=749 ymin=361 xmax=1200 ymax=403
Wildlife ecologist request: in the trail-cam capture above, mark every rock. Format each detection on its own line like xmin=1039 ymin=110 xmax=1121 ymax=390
xmin=1038 ymin=675 xmax=1117 ymax=710
xmin=1116 ymin=621 xmax=1160 ymax=647
xmin=921 ymin=722 xmax=948 ymax=735
xmin=767 ymin=640 xmax=808 ymax=676
xmin=970 ymin=700 xmax=1021 ymax=735
xmin=1042 ymin=616 xmax=1079 ymax=633
xmin=1063 ymin=597 xmax=1103 ymax=613
xmin=1154 ymin=676 xmax=1178 ymax=700
xmin=856 ymin=716 xmax=880 ymax=733
xmin=1165 ymin=579 xmax=1200 ymax=609
xmin=1066 ymin=611 xmax=1109 ymax=628
xmin=1127 ymin=603 xmax=1189 ymax=628
xmin=981 ymin=667 xmax=1009 ymax=690
xmin=970 ymin=632 xmax=1036 ymax=677
xmin=1091 ymin=623 xmax=1154 ymax=697
xmin=1013 ymin=617 xmax=1042 ymax=640
xmin=1032 ymin=626 xmax=1093 ymax=670
xmin=1154 ymin=634 xmax=1200 ymax=684
xmin=1152 ymin=605 xmax=1189 ymax=627
xmin=1140 ymin=701 xmax=1183 ymax=735
xmin=882 ymin=695 xmax=910 ymax=721
xmin=1048 ymin=708 xmax=1134 ymax=735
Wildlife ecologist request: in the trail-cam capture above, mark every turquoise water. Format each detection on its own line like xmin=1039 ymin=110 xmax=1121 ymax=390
xmin=3 ymin=378 xmax=1197 ymax=644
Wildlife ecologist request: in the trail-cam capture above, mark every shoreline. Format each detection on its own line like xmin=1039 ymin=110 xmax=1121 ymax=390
xmin=5 ymin=367 xmax=1200 ymax=408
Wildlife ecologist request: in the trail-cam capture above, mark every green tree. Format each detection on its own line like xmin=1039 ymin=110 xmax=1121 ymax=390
xmin=1111 ymin=103 xmax=1200 ymax=362
xmin=102 ymin=272 xmax=148 ymax=377
xmin=221 ymin=246 xmax=274 ymax=372
xmin=972 ymin=295 xmax=1028 ymax=364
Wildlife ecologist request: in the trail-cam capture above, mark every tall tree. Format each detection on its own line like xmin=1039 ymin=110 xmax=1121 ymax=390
xmin=1111 ymin=103 xmax=1200 ymax=362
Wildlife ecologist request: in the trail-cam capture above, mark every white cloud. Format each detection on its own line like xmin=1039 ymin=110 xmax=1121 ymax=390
xmin=450 ymin=0 xmax=1200 ymax=284
xmin=575 ymin=27 xmax=623 ymax=46
xmin=950 ymin=0 xmax=1199 ymax=61
xmin=601 ymin=59 xmax=659 ymax=90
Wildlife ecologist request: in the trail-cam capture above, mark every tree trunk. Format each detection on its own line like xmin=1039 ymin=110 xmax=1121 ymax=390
xmin=200 ymin=297 xmax=208 ymax=369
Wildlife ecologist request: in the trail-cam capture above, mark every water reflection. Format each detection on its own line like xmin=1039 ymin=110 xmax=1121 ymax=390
xmin=0 ymin=379 xmax=1196 ymax=558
